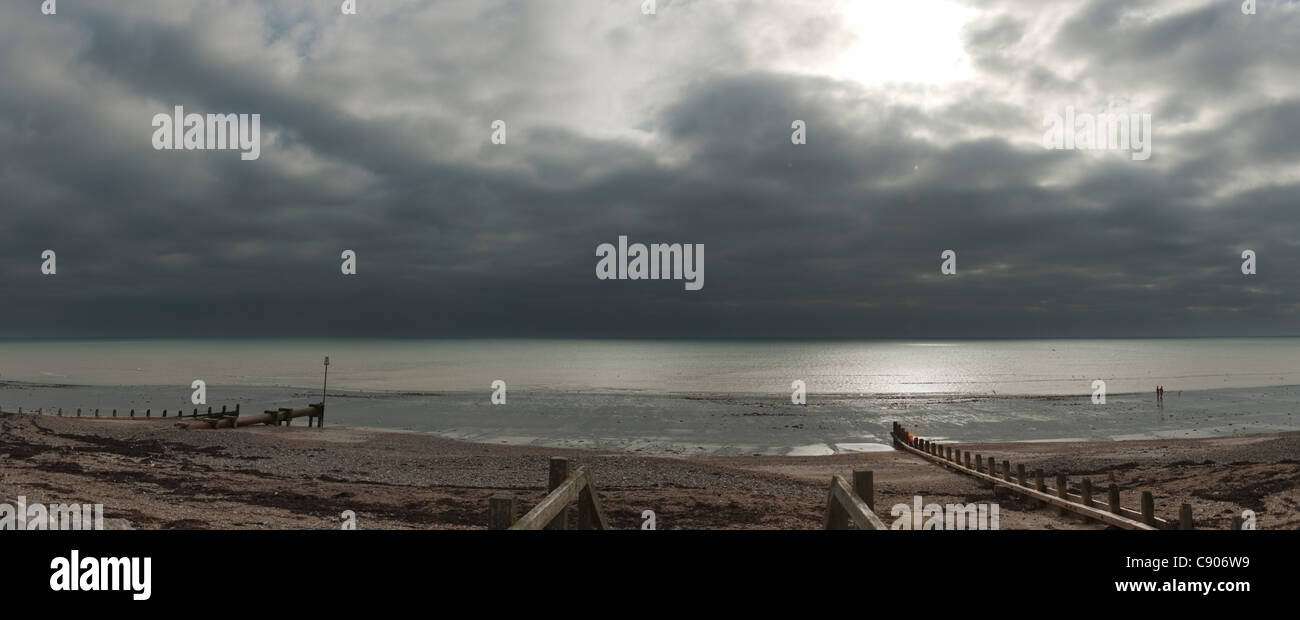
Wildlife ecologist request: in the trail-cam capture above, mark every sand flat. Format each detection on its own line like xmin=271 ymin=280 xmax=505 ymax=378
xmin=2 ymin=412 xmax=1296 ymax=530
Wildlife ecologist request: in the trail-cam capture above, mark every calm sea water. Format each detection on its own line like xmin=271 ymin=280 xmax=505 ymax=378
xmin=3 ymin=339 xmax=1299 ymax=453
xmin=1 ymin=338 xmax=1298 ymax=395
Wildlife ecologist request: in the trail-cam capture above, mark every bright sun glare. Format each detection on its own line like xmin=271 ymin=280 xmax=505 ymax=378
xmin=832 ymin=0 xmax=975 ymax=85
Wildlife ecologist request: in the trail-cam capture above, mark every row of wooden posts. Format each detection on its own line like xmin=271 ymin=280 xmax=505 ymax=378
xmin=2 ymin=405 xmax=240 ymax=419
xmin=891 ymin=422 xmax=1249 ymax=530
xmin=5 ymin=402 xmax=326 ymax=430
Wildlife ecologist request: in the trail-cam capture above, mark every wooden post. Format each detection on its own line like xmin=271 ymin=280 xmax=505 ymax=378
xmin=964 ymin=452 xmax=971 ymax=469
xmin=77 ymin=408 xmax=81 ymax=417
xmin=489 ymin=494 xmax=518 ymax=530
xmin=1108 ymin=483 xmax=1121 ymax=514
xmin=825 ymin=487 xmax=849 ymax=530
xmin=129 ymin=409 xmax=135 ymax=418
xmin=1140 ymin=491 xmax=1155 ymax=526
xmin=1002 ymin=460 xmax=1011 ymax=482
xmin=1179 ymin=504 xmax=1193 ymax=530
xmin=975 ymin=454 xmax=982 ymax=473
xmin=853 ymin=470 xmax=875 ymax=510
xmin=1017 ymin=463 xmax=1026 ymax=488
xmin=1034 ymin=469 xmax=1045 ymax=508
xmin=1055 ymin=474 xmax=1068 ymax=516
xmin=57 ymin=408 xmax=62 ymax=416
xmin=1231 ymin=515 xmax=1243 ymax=530
xmin=112 ymin=409 xmax=117 ymax=417
xmin=1079 ymin=479 xmax=1093 ymax=522
xmin=547 ymin=457 xmax=570 ymax=530
xmin=94 ymin=409 xmax=100 ymax=417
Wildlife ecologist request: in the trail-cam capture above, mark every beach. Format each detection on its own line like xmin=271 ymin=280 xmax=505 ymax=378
xmin=3 ymin=411 xmax=1296 ymax=530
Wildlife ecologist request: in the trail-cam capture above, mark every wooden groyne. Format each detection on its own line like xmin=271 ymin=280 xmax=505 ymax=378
xmin=3 ymin=402 xmax=325 ymax=429
xmin=489 ymin=457 xmax=610 ymax=530
xmin=891 ymin=422 xmax=1202 ymax=530
xmin=823 ymin=470 xmax=887 ymax=530
xmin=486 ymin=457 xmax=890 ymax=530
xmin=2 ymin=404 xmax=241 ymax=419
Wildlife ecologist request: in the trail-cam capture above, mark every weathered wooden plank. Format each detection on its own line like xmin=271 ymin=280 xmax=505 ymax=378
xmin=511 ymin=475 xmax=584 ymax=530
xmin=823 ymin=483 xmax=849 ymax=530
xmin=511 ymin=466 xmax=608 ymax=531
xmin=576 ymin=469 xmax=610 ymax=530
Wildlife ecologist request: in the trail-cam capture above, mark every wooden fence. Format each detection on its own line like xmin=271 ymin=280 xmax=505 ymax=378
xmin=892 ymin=422 xmax=1200 ymax=530
xmin=489 ymin=457 xmax=610 ymax=530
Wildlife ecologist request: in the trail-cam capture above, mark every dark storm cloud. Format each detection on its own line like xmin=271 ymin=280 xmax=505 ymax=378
xmin=0 ymin=0 xmax=1297 ymax=338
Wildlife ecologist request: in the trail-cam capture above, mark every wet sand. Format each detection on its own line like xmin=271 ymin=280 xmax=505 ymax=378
xmin=2 ymin=412 xmax=1297 ymax=530
xmin=6 ymin=380 xmax=1300 ymax=457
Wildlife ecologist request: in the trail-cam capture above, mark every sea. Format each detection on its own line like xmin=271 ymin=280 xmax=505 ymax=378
xmin=2 ymin=338 xmax=1298 ymax=455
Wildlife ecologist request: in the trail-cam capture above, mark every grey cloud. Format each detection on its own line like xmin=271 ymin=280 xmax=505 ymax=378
xmin=0 ymin=0 xmax=1297 ymax=338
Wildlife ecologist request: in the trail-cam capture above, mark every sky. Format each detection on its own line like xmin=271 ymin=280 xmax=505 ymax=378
xmin=1 ymin=0 xmax=1298 ymax=338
